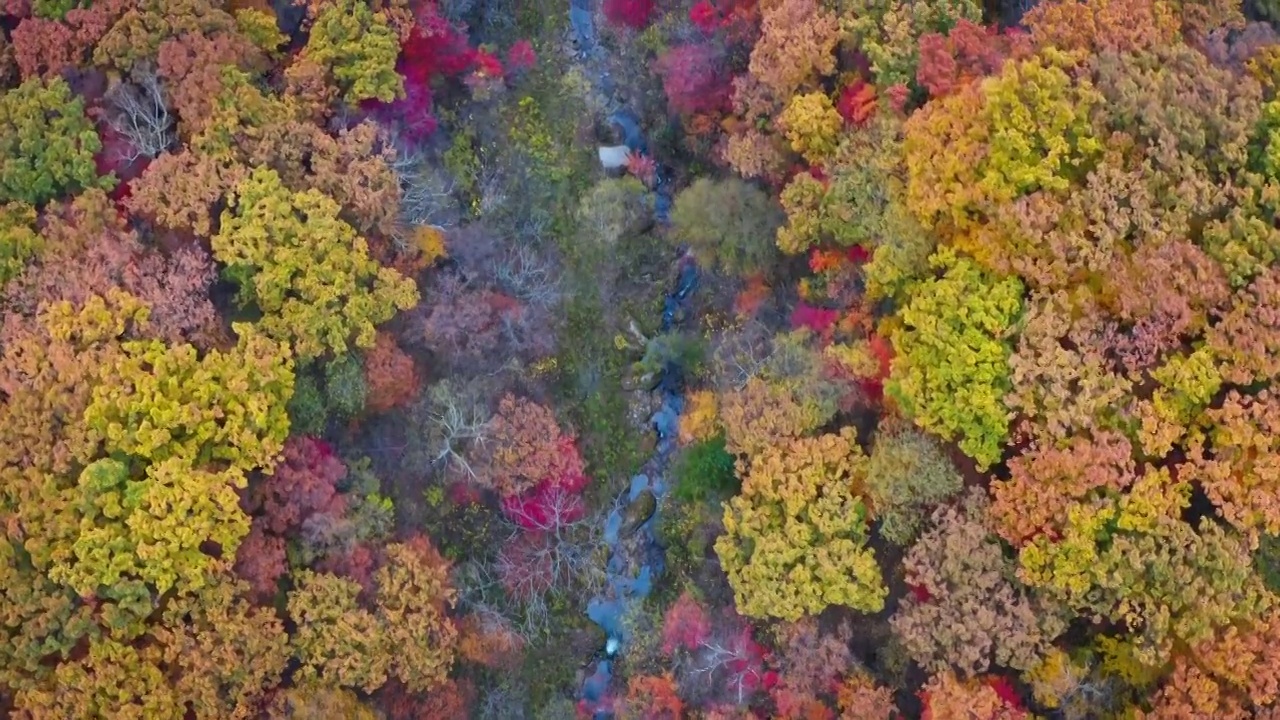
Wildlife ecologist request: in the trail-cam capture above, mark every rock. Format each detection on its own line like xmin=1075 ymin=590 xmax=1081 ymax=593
xmin=620 ymin=489 xmax=656 ymax=536
xmin=598 ymin=145 xmax=632 ymax=169
xmin=651 ymin=405 xmax=679 ymax=439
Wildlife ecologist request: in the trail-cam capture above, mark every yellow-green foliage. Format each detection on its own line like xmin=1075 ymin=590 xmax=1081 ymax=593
xmin=904 ymin=51 xmax=1102 ymax=239
xmin=1019 ymin=499 xmax=1270 ymax=668
xmin=1149 ymin=348 xmax=1222 ymax=432
xmin=978 ymin=51 xmax=1103 ymax=204
xmin=779 ymin=92 xmax=843 ymax=165
xmin=716 ymin=428 xmax=887 ymax=621
xmin=213 ymin=167 xmax=420 ymax=360
xmin=778 ymin=114 xmax=910 ymax=259
xmin=288 ymin=570 xmax=390 ymax=692
xmin=886 ymin=247 xmax=1023 ymax=469
xmin=671 ymin=177 xmax=783 ymax=276
xmin=235 ymin=9 xmax=288 ymax=55
xmin=838 ymin=0 xmax=982 ymax=86
xmin=303 ymin=0 xmax=404 ymax=104
xmin=0 ymin=77 xmax=112 ymax=205
xmin=0 ymin=201 xmax=41 ymax=284
xmin=49 ymin=457 xmax=251 ymax=596
xmin=84 ymin=325 xmax=294 ymax=471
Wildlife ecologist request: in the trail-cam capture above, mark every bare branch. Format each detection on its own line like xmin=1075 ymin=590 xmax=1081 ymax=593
xmin=104 ymin=66 xmax=174 ymax=161
xmin=421 ymin=381 xmax=490 ymax=480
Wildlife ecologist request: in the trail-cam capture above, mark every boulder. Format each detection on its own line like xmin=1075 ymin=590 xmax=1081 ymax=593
xmin=620 ymin=489 xmax=656 ymax=536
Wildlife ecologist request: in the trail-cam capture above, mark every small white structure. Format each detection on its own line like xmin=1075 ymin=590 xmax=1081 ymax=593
xmin=598 ymin=145 xmax=632 ymax=170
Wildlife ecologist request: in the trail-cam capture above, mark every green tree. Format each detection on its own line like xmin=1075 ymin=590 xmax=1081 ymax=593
xmin=671 ymin=177 xmax=783 ymax=277
xmin=866 ymin=425 xmax=963 ymax=545
xmin=0 ymin=201 xmax=41 ymax=284
xmin=0 ymin=77 xmax=112 ymax=205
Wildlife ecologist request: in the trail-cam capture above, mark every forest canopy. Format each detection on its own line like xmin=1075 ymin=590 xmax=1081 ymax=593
xmin=4 ymin=0 xmax=1280 ymax=717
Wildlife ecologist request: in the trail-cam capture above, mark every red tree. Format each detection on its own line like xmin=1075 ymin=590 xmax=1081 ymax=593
xmin=661 ymin=592 xmax=711 ymax=654
xmin=364 ymin=331 xmax=421 ymax=413
xmin=246 ymin=436 xmax=347 ymax=534
xmin=233 ymin=521 xmax=288 ymax=601
xmin=603 ymin=0 xmax=654 ymax=28
xmin=655 ymin=44 xmax=731 ymax=116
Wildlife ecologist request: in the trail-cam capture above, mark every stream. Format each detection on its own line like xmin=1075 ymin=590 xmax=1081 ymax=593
xmin=568 ymin=4 xmax=694 ymax=712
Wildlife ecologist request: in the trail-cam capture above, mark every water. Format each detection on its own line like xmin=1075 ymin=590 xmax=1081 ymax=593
xmin=569 ymin=3 xmax=692 ymax=713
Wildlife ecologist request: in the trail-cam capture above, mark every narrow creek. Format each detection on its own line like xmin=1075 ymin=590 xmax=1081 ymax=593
xmin=566 ymin=6 xmax=696 ymax=711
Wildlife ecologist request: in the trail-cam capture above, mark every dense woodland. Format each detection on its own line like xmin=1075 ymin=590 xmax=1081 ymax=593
xmin=3 ymin=0 xmax=1280 ymax=717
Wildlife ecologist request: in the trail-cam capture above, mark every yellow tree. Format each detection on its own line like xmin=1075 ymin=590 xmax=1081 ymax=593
xmin=213 ymin=167 xmax=419 ymax=360
xmin=715 ymin=428 xmax=886 ymax=621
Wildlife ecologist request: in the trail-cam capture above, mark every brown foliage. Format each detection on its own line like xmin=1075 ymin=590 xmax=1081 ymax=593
xmin=127 ymin=150 xmax=247 ymax=237
xmin=1208 ymin=268 xmax=1280 ymax=385
xmin=920 ymin=671 xmax=1026 ymax=720
xmin=893 ymin=493 xmax=1065 ymax=675
xmin=7 ymin=189 xmax=220 ymax=347
xmin=157 ymin=30 xmax=269 ymax=137
xmin=990 ymin=431 xmax=1136 ymax=546
xmin=478 ymin=394 xmax=584 ymax=496
xmin=364 ymin=331 xmax=421 ymax=413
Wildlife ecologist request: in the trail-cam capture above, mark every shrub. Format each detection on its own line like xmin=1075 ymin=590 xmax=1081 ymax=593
xmin=324 ymin=354 xmax=368 ymax=420
xmin=672 ymin=434 xmax=737 ymax=502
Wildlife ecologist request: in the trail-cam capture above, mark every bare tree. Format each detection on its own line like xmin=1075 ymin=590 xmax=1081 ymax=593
xmin=416 ymin=381 xmax=490 ymax=481
xmin=103 ymin=66 xmax=174 ymax=161
xmin=710 ymin=319 xmax=775 ymax=391
xmin=495 ymin=242 xmax=562 ymax=310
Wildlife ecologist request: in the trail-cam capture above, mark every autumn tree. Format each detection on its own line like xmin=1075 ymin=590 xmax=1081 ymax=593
xmin=92 ymin=0 xmax=238 ymax=73
xmin=0 ymin=201 xmax=39 ymax=284
xmin=213 ymin=166 xmax=419 ymax=360
xmin=301 ymin=0 xmax=403 ymax=104
xmin=375 ymin=538 xmax=459 ymax=692
xmin=892 ymin=491 xmax=1065 ymax=676
xmin=7 ymin=189 xmax=221 ymax=347
xmin=1020 ymin=497 xmax=1270 ymax=667
xmin=865 ymin=424 xmax=963 ymax=545
xmin=363 ymin=331 xmax=421 ymax=413
xmin=716 ymin=428 xmax=886 ymax=620
xmin=838 ymin=0 xmax=983 ymax=87
xmin=476 ymin=393 xmax=585 ymax=496
xmin=157 ymin=28 xmax=272 ymax=137
xmin=288 ymin=570 xmax=390 ymax=692
xmin=920 ymin=671 xmax=1026 ymax=720
xmin=747 ymin=0 xmax=839 ymax=98
xmin=886 ymin=247 xmax=1023 ymax=469
xmin=655 ymin=44 xmax=731 ymax=116
xmin=620 ymin=674 xmax=684 ymax=720
xmin=0 ymin=76 xmax=111 ymax=204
